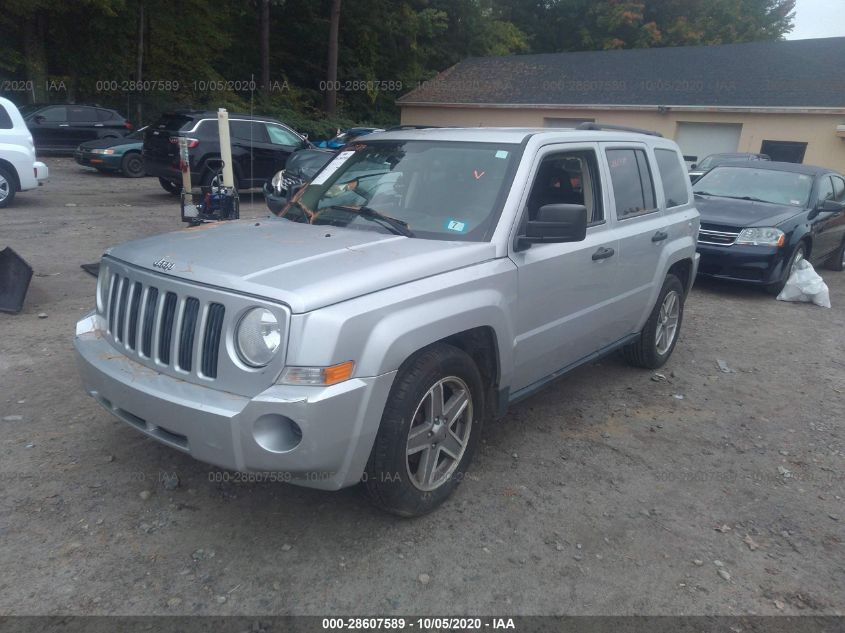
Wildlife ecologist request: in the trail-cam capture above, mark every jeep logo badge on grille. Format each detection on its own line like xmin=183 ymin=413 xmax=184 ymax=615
xmin=153 ymin=258 xmax=175 ymax=271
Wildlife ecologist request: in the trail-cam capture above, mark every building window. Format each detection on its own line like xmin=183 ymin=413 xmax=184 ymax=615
xmin=760 ymin=140 xmax=807 ymax=164
xmin=606 ymin=148 xmax=657 ymax=219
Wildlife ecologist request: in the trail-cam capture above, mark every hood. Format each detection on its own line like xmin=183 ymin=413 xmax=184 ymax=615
xmin=78 ymin=136 xmax=141 ymax=150
xmin=105 ymin=218 xmax=495 ymax=313
xmin=695 ymin=195 xmax=803 ymax=229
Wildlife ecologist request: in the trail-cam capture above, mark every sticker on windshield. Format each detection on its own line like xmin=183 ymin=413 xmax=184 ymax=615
xmin=311 ymin=150 xmax=356 ymax=186
xmin=495 ymin=150 xmax=509 ymax=159
xmin=445 ymin=219 xmax=468 ymax=233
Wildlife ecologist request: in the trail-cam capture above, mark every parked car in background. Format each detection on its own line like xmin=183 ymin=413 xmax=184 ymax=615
xmin=0 ymin=97 xmax=49 ymax=208
xmin=74 ymin=127 xmax=147 ymax=178
xmin=144 ymin=111 xmax=310 ymax=194
xmin=694 ymin=162 xmax=845 ymax=293
xmin=688 ymin=152 xmax=770 ymax=182
xmin=264 ymin=147 xmax=336 ymax=213
xmin=76 ymin=125 xmax=699 ymax=516
xmin=316 ymin=127 xmax=383 ymax=149
xmin=23 ymin=104 xmax=132 ymax=153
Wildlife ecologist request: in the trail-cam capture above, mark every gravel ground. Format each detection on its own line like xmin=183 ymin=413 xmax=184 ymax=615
xmin=1 ymin=157 xmax=843 ymax=616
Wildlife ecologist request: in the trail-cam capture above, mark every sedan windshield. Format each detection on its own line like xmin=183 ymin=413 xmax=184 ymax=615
xmin=280 ymin=140 xmax=521 ymax=241
xmin=693 ymin=166 xmax=813 ymax=207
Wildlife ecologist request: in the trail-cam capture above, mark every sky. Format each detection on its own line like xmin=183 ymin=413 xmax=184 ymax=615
xmin=786 ymin=0 xmax=845 ymax=39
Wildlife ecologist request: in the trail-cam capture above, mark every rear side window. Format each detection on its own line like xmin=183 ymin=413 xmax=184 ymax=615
xmin=154 ymin=114 xmax=193 ymax=132
xmin=606 ymin=148 xmax=657 ymax=219
xmin=69 ymin=107 xmax=97 ymax=123
xmin=0 ymin=105 xmax=12 ymax=129
xmin=654 ymin=148 xmax=690 ymax=208
xmin=97 ymin=109 xmax=117 ymax=122
xmin=37 ymin=106 xmax=67 ymax=122
xmin=230 ymin=120 xmax=269 ymax=143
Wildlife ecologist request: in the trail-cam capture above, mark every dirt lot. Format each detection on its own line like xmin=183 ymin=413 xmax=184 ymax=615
xmin=1 ymin=157 xmax=843 ymax=616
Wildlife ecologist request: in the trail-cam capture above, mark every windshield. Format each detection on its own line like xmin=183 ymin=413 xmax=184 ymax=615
xmin=280 ymin=140 xmax=521 ymax=241
xmin=693 ymin=166 xmax=813 ymax=207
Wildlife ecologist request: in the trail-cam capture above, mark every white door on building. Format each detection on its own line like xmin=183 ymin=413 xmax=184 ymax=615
xmin=674 ymin=122 xmax=742 ymax=168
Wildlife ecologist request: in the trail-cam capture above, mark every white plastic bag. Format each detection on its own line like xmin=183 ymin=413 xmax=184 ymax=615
xmin=776 ymin=259 xmax=831 ymax=308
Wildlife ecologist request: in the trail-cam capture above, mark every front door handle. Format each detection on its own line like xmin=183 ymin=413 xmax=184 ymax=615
xmin=652 ymin=230 xmax=668 ymax=242
xmin=592 ymin=246 xmax=615 ymax=261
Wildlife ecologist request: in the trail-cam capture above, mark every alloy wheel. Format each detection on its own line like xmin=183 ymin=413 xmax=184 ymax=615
xmin=405 ymin=376 xmax=473 ymax=491
xmin=655 ymin=290 xmax=680 ymax=355
xmin=0 ymin=174 xmax=8 ymax=202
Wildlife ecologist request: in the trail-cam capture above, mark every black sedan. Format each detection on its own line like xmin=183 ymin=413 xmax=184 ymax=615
xmin=694 ymin=162 xmax=845 ymax=293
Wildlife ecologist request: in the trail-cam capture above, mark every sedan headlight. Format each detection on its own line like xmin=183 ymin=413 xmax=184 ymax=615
xmin=735 ymin=227 xmax=785 ymax=246
xmin=91 ymin=148 xmax=115 ymax=155
xmin=235 ymin=308 xmax=282 ymax=367
xmin=271 ymin=170 xmax=285 ymax=194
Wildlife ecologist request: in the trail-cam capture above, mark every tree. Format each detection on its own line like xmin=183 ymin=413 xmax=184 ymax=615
xmin=324 ymin=0 xmax=341 ymax=115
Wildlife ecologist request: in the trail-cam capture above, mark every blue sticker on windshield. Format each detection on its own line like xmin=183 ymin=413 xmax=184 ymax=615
xmin=445 ymin=219 xmax=468 ymax=233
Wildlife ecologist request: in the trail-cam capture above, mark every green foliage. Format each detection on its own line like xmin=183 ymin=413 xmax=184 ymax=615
xmin=0 ymin=0 xmax=796 ymax=130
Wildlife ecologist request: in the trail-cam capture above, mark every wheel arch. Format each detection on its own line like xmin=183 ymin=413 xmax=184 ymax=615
xmin=0 ymin=158 xmax=21 ymax=192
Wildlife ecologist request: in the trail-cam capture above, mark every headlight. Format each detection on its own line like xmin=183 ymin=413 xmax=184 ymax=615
xmin=95 ymin=267 xmax=109 ymax=313
xmin=735 ymin=227 xmax=785 ymax=246
xmin=91 ymin=148 xmax=115 ymax=155
xmin=271 ymin=170 xmax=285 ymax=194
xmin=235 ymin=308 xmax=281 ymax=367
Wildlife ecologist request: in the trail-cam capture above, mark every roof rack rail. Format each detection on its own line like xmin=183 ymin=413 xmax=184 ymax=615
xmin=385 ymin=124 xmax=442 ymax=131
xmin=576 ymin=122 xmax=663 ymax=137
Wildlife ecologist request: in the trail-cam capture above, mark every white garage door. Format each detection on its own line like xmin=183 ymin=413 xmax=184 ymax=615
xmin=674 ymin=122 xmax=742 ymax=167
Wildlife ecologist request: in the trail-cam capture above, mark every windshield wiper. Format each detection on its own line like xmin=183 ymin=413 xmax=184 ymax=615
xmin=328 ymin=205 xmax=414 ymax=237
xmin=693 ymin=191 xmax=718 ymax=197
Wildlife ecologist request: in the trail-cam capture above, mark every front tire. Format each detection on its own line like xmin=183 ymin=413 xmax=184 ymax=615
xmin=623 ymin=274 xmax=685 ymax=369
xmin=121 ymin=152 xmax=145 ymax=178
xmin=158 ymin=177 xmax=180 ymax=195
xmin=365 ymin=343 xmax=484 ymax=517
xmin=0 ymin=166 xmax=16 ymax=208
xmin=765 ymin=242 xmax=805 ymax=295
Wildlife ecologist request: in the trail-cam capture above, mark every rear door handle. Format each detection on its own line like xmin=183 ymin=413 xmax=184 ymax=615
xmin=652 ymin=230 xmax=668 ymax=242
xmin=592 ymin=246 xmax=615 ymax=261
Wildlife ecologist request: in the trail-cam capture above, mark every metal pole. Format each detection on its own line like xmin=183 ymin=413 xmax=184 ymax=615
xmin=217 ymin=108 xmax=235 ymax=189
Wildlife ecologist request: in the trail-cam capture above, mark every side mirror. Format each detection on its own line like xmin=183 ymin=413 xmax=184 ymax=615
xmin=33 ymin=115 xmax=45 ymax=124
xmin=818 ymin=199 xmax=845 ymax=213
xmin=808 ymin=199 xmax=842 ymax=219
xmin=517 ymin=204 xmax=588 ymax=250
xmin=690 ymin=163 xmax=697 ymax=170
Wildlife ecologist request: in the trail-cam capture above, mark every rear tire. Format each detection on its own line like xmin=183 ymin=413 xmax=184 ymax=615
xmin=158 ymin=177 xmax=180 ymax=195
xmin=0 ymin=166 xmax=17 ymax=208
xmin=365 ymin=343 xmax=484 ymax=517
xmin=623 ymin=274 xmax=685 ymax=369
xmin=121 ymin=153 xmax=145 ymax=178
xmin=824 ymin=238 xmax=845 ymax=272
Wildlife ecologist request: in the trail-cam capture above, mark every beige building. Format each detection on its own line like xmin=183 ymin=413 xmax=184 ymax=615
xmin=399 ymin=37 xmax=845 ymax=173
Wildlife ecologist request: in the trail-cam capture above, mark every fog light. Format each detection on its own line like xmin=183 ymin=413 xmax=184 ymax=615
xmin=253 ymin=414 xmax=302 ymax=453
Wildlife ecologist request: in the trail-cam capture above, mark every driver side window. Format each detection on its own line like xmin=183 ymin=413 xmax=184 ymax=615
xmin=526 ymin=150 xmax=603 ymax=224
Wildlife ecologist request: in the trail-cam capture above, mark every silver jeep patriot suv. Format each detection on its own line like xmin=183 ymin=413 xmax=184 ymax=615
xmin=75 ymin=126 xmax=700 ymax=516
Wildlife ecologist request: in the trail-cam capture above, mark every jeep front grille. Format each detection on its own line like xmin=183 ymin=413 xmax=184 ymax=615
xmin=104 ymin=273 xmax=225 ymax=380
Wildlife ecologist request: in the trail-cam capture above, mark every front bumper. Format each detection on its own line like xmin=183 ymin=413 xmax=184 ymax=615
xmin=74 ymin=151 xmax=120 ymax=170
xmin=75 ymin=312 xmax=396 ymax=490
xmin=696 ymin=242 xmax=788 ymax=285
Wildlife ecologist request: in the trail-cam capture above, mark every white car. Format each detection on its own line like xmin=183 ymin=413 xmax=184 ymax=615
xmin=0 ymin=96 xmax=49 ymax=208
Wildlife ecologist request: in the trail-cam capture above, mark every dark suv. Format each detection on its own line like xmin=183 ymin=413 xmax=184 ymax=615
xmin=23 ymin=105 xmax=132 ymax=152
xmin=143 ymin=111 xmax=309 ymax=194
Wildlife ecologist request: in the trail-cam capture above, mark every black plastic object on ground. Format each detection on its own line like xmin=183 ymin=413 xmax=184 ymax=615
xmin=80 ymin=262 xmax=100 ymax=278
xmin=0 ymin=247 xmax=33 ymax=314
